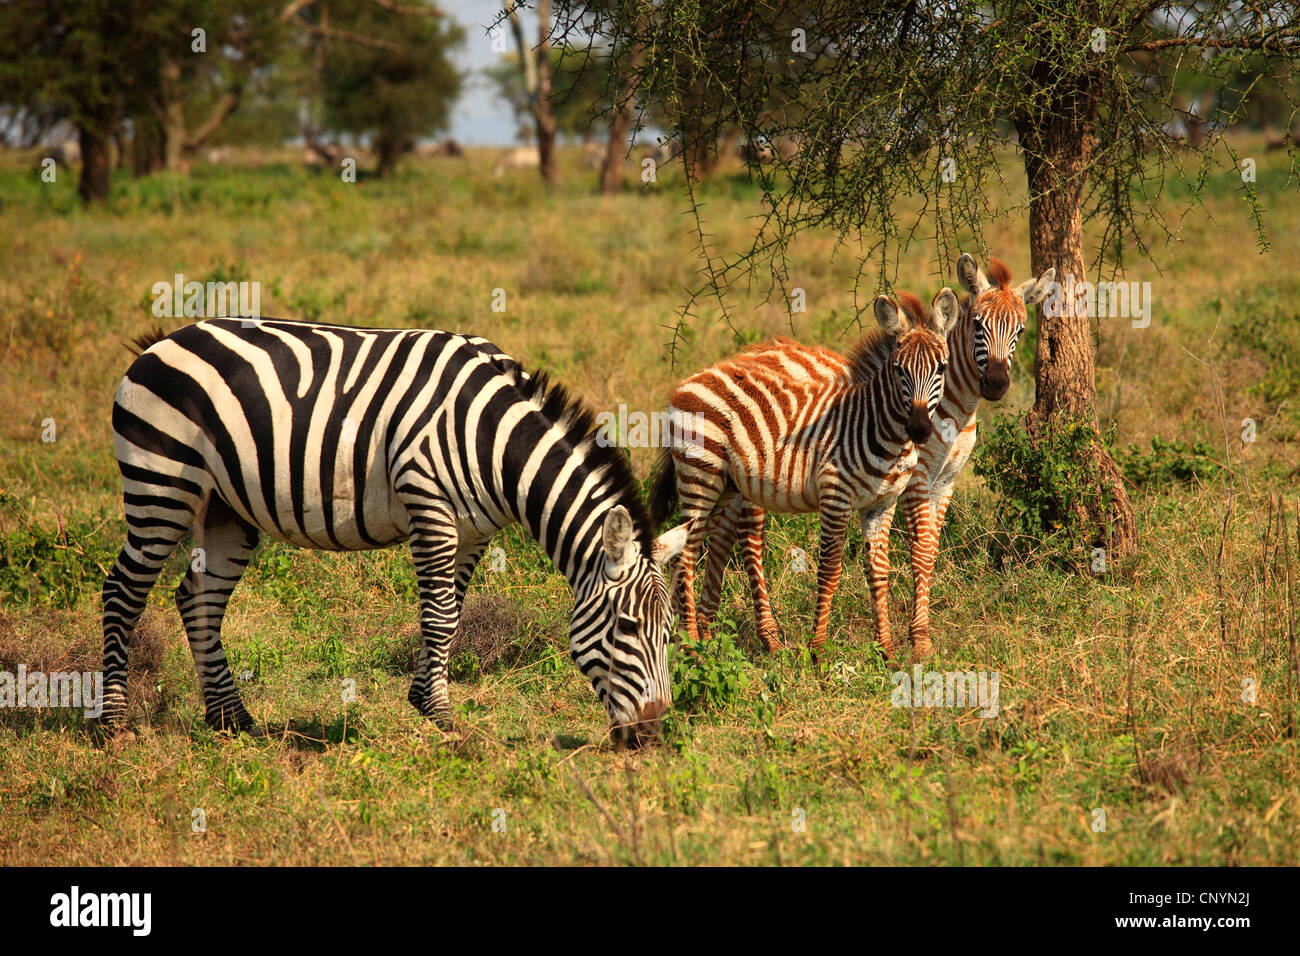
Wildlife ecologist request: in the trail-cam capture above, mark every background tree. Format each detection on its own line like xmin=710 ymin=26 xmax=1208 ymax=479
xmin=144 ymin=0 xmax=288 ymax=173
xmin=495 ymin=0 xmax=560 ymax=182
xmin=555 ymin=0 xmax=1300 ymax=557
xmin=0 ymin=0 xmax=161 ymax=201
xmin=488 ymin=45 xmax=613 ymax=144
xmin=309 ymin=0 xmax=463 ymax=178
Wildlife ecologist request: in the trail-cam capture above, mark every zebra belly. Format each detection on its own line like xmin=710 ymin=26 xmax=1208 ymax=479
xmin=729 ymin=469 xmax=821 ymax=514
xmin=199 ymin=448 xmax=412 ymax=552
xmin=846 ymin=448 xmax=918 ymax=514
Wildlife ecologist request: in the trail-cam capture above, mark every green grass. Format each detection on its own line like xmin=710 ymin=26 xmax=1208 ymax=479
xmin=0 ymin=138 xmax=1298 ymax=864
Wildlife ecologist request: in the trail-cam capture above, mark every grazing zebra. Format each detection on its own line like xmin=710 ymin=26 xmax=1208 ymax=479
xmin=685 ymin=254 xmax=1055 ymax=657
xmin=651 ymin=288 xmax=959 ymax=654
xmin=101 ymin=319 xmax=687 ymax=745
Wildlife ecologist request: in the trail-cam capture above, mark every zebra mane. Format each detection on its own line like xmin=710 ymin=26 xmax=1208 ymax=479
xmin=986 ymin=257 xmax=1013 ymax=289
xmin=513 ymin=368 xmax=654 ymax=557
xmin=845 ymin=326 xmax=893 ymax=383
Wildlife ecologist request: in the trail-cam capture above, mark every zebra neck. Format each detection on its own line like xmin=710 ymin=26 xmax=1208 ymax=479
xmin=505 ymin=437 xmax=616 ymax=589
xmin=945 ymin=316 xmax=983 ymax=421
xmin=857 ymin=370 xmax=912 ymax=452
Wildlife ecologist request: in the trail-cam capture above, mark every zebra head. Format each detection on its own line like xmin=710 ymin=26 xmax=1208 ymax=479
xmin=571 ymin=505 xmax=687 ymax=748
xmin=874 ymin=288 xmax=960 ymax=444
xmin=957 ymin=253 xmax=1055 ymax=401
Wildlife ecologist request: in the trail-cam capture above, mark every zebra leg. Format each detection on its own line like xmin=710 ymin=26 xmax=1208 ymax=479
xmin=453 ymin=538 xmax=490 ymax=615
xmin=101 ymin=506 xmax=195 ymax=727
xmin=696 ymin=496 xmax=743 ymax=640
xmin=176 ymin=495 xmax=261 ymax=733
xmin=738 ymin=503 xmax=780 ymax=652
xmin=403 ymin=504 xmax=462 ymax=728
xmin=676 ymin=517 xmax=712 ymax=644
xmin=810 ymin=504 xmax=852 ymax=654
xmin=860 ymin=504 xmax=897 ymax=658
xmin=669 ymin=456 xmax=729 ymax=643
xmin=908 ymin=482 xmax=956 ymax=658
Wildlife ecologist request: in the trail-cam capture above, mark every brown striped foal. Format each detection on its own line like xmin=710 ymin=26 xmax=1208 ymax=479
xmin=651 ymin=289 xmax=959 ymax=654
xmin=686 ymin=254 xmax=1054 ymax=657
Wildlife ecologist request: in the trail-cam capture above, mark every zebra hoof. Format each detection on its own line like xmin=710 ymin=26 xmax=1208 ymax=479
xmin=205 ymin=703 xmax=260 ymax=736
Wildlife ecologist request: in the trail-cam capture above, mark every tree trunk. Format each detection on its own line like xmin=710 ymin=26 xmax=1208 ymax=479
xmin=132 ymin=114 xmax=165 ymax=176
xmin=534 ymin=0 xmax=557 ymax=184
xmin=183 ymin=87 xmax=242 ymax=157
xmin=158 ymin=58 xmax=188 ymax=173
xmin=1016 ymin=74 xmax=1138 ymax=558
xmin=375 ymin=137 xmax=401 ymax=178
xmin=77 ymin=121 xmax=112 ymax=203
xmin=601 ymin=99 xmax=634 ymax=193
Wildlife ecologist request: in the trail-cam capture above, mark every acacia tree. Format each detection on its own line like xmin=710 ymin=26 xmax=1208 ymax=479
xmin=556 ymin=0 xmax=1300 ymax=556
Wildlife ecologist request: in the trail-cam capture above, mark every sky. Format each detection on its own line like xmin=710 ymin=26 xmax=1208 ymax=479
xmin=444 ymin=0 xmax=533 ymax=146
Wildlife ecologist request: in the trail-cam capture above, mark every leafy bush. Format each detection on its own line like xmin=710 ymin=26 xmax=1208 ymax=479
xmin=1118 ymin=436 xmax=1226 ymax=488
xmin=973 ymin=412 xmax=1115 ymax=560
xmin=670 ymin=619 xmax=751 ymax=714
xmin=228 ymin=636 xmax=284 ymax=682
xmin=448 ymin=649 xmax=481 ymax=683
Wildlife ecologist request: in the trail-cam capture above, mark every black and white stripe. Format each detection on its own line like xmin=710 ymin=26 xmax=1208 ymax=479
xmin=101 ymin=318 xmax=686 ymax=744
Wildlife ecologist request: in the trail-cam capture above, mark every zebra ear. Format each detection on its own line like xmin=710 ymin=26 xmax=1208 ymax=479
xmin=1016 ymin=268 xmax=1056 ymax=306
xmin=652 ymin=523 xmax=688 ymax=566
xmin=931 ymin=288 xmax=960 ymax=335
xmin=957 ymin=253 xmax=989 ymax=295
xmin=602 ymin=505 xmax=636 ymax=572
xmin=874 ymin=295 xmax=905 ymax=335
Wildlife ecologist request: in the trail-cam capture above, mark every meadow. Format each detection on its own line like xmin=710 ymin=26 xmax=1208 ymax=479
xmin=0 ymin=137 xmax=1297 ymax=864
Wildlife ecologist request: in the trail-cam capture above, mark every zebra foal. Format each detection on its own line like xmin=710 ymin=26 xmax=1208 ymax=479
xmin=652 ymin=288 xmax=959 ymax=655
xmin=689 ymin=254 xmax=1055 ymax=657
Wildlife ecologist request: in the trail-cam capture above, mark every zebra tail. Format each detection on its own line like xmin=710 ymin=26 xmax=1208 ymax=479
xmin=124 ymin=326 xmax=169 ymax=358
xmin=650 ymin=449 xmax=679 ymax=527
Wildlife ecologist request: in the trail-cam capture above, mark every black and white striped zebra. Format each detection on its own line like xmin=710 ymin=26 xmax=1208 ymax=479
xmin=101 ymin=318 xmax=687 ymax=745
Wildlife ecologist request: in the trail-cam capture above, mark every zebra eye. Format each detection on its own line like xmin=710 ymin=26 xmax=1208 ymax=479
xmin=617 ymin=615 xmax=638 ymax=635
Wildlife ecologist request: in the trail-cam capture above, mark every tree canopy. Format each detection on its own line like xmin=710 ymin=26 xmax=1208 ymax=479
xmin=553 ymin=0 xmax=1300 ymax=554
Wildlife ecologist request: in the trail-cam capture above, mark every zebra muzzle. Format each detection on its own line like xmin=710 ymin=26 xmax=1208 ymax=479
xmin=906 ymin=404 xmax=934 ymax=444
xmin=610 ymin=699 xmax=669 ymax=748
xmin=980 ymin=361 xmax=1011 ymax=400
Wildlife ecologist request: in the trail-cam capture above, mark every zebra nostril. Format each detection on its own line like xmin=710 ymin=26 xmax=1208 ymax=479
xmin=639 ymin=699 xmax=667 ymax=722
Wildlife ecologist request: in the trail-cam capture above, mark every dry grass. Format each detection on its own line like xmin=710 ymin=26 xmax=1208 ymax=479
xmin=0 ymin=135 xmax=1297 ymax=865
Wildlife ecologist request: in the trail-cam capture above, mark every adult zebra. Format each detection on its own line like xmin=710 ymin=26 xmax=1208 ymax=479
xmin=101 ymin=318 xmax=687 ymax=745
xmin=652 ymin=288 xmax=958 ymax=654
xmin=679 ymin=254 xmax=1054 ymax=657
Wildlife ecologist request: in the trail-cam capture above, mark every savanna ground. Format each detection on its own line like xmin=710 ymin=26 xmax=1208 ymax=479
xmin=0 ymin=136 xmax=1298 ymax=865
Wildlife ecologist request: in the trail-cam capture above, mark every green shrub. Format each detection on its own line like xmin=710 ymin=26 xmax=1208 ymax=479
xmin=973 ymin=412 xmax=1115 ymax=561
xmin=448 ymin=650 xmax=482 ymax=683
xmin=670 ymin=619 xmax=751 ymax=714
xmin=1118 ymin=436 xmax=1226 ymax=488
